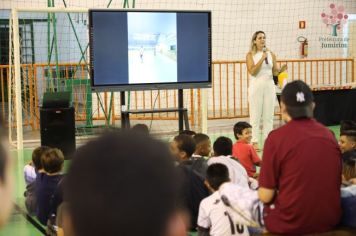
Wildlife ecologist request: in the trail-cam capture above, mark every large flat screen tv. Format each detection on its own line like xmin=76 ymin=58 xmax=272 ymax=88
xmin=89 ymin=9 xmax=211 ymax=91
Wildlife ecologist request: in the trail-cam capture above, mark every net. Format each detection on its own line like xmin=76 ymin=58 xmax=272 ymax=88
xmin=1 ymin=0 xmax=355 ymax=147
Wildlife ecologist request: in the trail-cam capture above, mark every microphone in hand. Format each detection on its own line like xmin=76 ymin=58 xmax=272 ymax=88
xmin=263 ymin=47 xmax=268 ymax=64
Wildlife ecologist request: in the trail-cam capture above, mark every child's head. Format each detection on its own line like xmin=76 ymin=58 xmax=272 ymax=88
xmin=32 ymin=146 xmax=51 ymax=171
xmin=206 ymin=163 xmax=230 ymax=191
xmin=339 ymin=134 xmax=356 ymax=153
xmin=339 ymin=131 xmax=356 ymax=154
xmin=170 ymin=134 xmax=196 ymax=161
xmin=193 ymin=133 xmax=211 ymax=157
xmin=131 ymin=123 xmax=149 ymax=136
xmin=233 ymin=122 xmax=252 ymax=143
xmin=339 ymin=121 xmax=356 ymax=153
xmin=42 ymin=148 xmax=64 ymax=174
xmin=342 ymin=155 xmax=356 ymax=182
xmin=213 ymin=136 xmax=233 ymax=156
xmin=64 ymin=131 xmax=181 ymax=236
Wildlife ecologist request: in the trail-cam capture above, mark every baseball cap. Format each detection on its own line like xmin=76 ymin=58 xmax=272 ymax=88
xmin=281 ymin=80 xmax=314 ymax=119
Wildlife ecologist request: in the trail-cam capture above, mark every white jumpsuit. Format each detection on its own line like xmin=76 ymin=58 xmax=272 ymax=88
xmin=248 ymin=51 xmax=276 ymax=145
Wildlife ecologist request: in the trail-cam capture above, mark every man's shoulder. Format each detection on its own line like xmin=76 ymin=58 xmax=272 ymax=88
xmin=267 ymin=119 xmax=331 ymax=140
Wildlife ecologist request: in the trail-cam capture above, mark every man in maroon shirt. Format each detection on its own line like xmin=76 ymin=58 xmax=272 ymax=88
xmin=258 ymin=80 xmax=341 ymax=234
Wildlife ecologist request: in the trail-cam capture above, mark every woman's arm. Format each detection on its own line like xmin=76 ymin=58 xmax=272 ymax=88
xmin=272 ymin=52 xmax=287 ymax=76
xmin=246 ymin=51 xmax=266 ymax=76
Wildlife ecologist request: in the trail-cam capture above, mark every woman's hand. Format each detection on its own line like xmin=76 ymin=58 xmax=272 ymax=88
xmin=280 ymin=64 xmax=288 ymax=73
xmin=246 ymin=52 xmax=265 ymax=76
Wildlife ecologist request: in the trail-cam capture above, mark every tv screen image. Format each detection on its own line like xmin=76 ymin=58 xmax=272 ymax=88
xmin=89 ymin=10 xmax=211 ymax=91
xmin=128 ymin=12 xmax=177 ymax=84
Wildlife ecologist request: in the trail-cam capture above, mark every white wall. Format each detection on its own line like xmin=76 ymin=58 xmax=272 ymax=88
xmin=1 ymin=0 xmax=355 ymax=61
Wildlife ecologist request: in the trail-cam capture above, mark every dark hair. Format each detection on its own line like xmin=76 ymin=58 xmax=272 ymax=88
xmin=341 ymin=120 xmax=356 ymax=132
xmin=233 ymin=122 xmax=252 ymax=140
xmin=32 ymin=146 xmax=51 ymax=171
xmin=179 ymin=130 xmax=196 ymax=136
xmin=285 ymin=104 xmax=314 ymax=119
xmin=41 ymin=148 xmax=64 ymax=174
xmin=206 ymin=163 xmax=230 ymax=190
xmin=174 ymin=134 xmax=196 ymax=157
xmin=65 ymin=131 xmax=179 ymax=236
xmin=0 ymin=117 xmax=8 ymax=182
xmin=342 ymin=150 xmax=356 ymax=163
xmin=341 ymin=131 xmax=356 ymax=143
xmin=131 ymin=123 xmax=149 ymax=136
xmin=340 ymin=120 xmax=356 ymax=141
xmin=193 ymin=133 xmax=210 ymax=145
xmin=213 ymin=136 xmax=233 ymax=156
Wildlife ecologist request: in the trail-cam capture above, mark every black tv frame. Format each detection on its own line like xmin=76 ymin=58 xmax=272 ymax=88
xmin=89 ymin=9 xmax=212 ymax=92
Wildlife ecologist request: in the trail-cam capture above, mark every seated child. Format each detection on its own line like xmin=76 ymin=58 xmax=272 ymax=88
xmin=232 ymin=122 xmax=261 ymax=178
xmin=170 ymin=134 xmax=209 ymax=231
xmin=192 ymin=133 xmax=211 ymax=159
xmin=208 ymin=136 xmax=250 ymax=189
xmin=191 ymin=133 xmax=211 ymax=178
xmin=23 ymin=163 xmax=36 ymax=186
xmin=340 ymin=151 xmax=356 ymax=228
xmin=36 ymin=148 xmax=64 ymax=225
xmin=339 ymin=120 xmax=356 ymax=154
xmin=24 ymin=146 xmax=50 ymax=214
xmin=198 ymin=163 xmax=263 ymax=236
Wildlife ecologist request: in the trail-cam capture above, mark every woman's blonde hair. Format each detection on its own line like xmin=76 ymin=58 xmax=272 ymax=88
xmin=250 ymin=31 xmax=265 ymax=54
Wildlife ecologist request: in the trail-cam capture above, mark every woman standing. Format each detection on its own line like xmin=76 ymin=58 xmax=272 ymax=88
xmin=246 ymin=31 xmax=287 ymax=150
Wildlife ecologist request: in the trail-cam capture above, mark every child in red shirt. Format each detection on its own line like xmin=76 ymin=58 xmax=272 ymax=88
xmin=232 ymin=122 xmax=261 ymax=177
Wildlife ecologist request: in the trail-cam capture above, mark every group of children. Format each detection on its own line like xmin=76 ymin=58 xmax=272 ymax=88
xmin=169 ymin=122 xmax=263 ymax=235
xmin=23 ymin=146 xmax=64 ymax=226
xmin=169 ymin=119 xmax=356 ymax=235
xmin=21 ymin=119 xmax=356 ymax=235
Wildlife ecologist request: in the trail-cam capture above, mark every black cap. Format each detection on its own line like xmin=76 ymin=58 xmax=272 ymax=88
xmin=281 ymin=80 xmax=314 ymax=119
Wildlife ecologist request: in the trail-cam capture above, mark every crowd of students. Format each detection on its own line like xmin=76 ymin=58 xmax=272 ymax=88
xmin=0 ymin=80 xmax=355 ymax=236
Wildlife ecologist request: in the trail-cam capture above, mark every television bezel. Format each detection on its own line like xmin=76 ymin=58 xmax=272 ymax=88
xmin=89 ymin=9 xmax=212 ymax=92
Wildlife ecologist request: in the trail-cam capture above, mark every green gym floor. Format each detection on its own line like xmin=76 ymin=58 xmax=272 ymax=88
xmin=0 ymin=125 xmax=341 ymax=236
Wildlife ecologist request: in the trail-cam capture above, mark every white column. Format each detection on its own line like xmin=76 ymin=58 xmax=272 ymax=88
xmin=12 ymin=9 xmax=24 ymax=150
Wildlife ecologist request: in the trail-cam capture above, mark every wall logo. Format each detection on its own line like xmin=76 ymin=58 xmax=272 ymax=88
xmin=321 ymin=3 xmax=348 ymax=37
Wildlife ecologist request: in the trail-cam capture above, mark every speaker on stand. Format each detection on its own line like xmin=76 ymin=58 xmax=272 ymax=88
xmin=40 ymin=92 xmax=75 ymax=158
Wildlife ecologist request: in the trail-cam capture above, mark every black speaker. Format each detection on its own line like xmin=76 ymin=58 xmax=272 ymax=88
xmin=42 ymin=91 xmax=71 ymax=109
xmin=40 ymin=107 xmax=75 ymax=158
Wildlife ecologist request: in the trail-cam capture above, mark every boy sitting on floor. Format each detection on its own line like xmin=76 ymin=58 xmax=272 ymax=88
xmin=339 ymin=120 xmax=356 ymax=155
xmin=191 ymin=133 xmax=211 ymax=178
xmin=36 ymin=148 xmax=64 ymax=225
xmin=198 ymin=163 xmax=263 ymax=236
xmin=232 ymin=122 xmax=261 ymax=178
xmin=24 ymin=146 xmax=50 ymax=214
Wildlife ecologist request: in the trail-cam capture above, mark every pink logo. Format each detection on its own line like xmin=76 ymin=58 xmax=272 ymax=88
xmin=321 ymin=3 xmax=348 ymax=36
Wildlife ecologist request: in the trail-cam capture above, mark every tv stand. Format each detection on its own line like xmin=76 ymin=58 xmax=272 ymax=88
xmin=120 ymin=89 xmax=190 ymax=132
